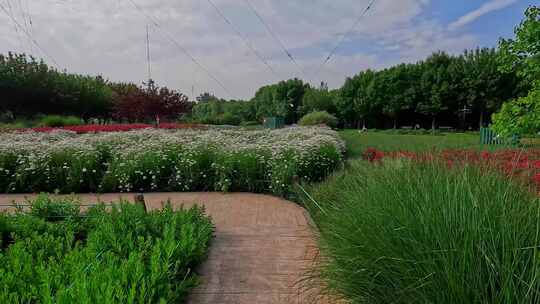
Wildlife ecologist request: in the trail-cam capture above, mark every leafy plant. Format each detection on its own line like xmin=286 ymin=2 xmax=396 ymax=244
xmin=298 ymin=111 xmax=338 ymax=128
xmin=0 ymin=197 xmax=213 ymax=303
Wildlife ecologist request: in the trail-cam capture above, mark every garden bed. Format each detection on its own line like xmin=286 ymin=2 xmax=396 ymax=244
xmin=0 ymin=126 xmax=344 ymax=196
xmin=0 ymin=195 xmax=213 ymax=303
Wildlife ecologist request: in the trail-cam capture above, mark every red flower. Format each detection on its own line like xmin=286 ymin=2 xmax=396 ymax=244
xmin=363 ymin=148 xmax=385 ymax=163
xmin=19 ymin=123 xmax=204 ymax=134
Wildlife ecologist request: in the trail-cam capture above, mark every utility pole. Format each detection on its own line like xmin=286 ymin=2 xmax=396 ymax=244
xmin=146 ymin=23 xmax=152 ymax=83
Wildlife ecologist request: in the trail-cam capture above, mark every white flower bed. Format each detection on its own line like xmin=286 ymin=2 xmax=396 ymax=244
xmin=0 ymin=127 xmax=344 ymax=195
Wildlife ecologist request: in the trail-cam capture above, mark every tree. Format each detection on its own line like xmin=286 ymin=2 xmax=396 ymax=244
xmin=113 ymin=80 xmax=191 ymax=122
xmin=460 ymin=48 xmax=518 ymax=128
xmin=492 ymin=5 xmax=540 ymax=136
xmin=417 ymin=52 xmax=454 ymax=131
xmin=300 ymin=87 xmax=336 ymax=116
xmin=499 ymin=6 xmax=540 ymax=87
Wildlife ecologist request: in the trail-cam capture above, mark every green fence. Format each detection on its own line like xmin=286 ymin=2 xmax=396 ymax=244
xmin=480 ymin=127 xmax=503 ymax=145
xmin=263 ymin=117 xmax=285 ymax=129
xmin=480 ymin=127 xmax=521 ymax=145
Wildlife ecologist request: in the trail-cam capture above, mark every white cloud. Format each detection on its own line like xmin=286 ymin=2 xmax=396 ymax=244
xmin=0 ymin=0 xmax=480 ymax=99
xmin=448 ymin=0 xmax=518 ymax=30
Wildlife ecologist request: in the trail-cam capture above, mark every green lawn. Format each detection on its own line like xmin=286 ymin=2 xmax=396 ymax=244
xmin=339 ymin=130 xmax=526 ymax=158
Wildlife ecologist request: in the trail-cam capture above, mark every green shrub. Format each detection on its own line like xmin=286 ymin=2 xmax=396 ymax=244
xmin=0 ymin=195 xmax=213 ymax=303
xmin=40 ymin=115 xmax=83 ymax=127
xmin=300 ymin=160 xmax=540 ymax=303
xmin=299 ymin=111 xmax=338 ymax=128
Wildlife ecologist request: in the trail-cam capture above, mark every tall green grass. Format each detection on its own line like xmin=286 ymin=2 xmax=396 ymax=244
xmin=300 ymin=160 xmax=540 ymax=303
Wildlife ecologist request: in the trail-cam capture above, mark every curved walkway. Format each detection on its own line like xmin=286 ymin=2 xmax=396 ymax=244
xmin=0 ymin=192 xmax=331 ymax=304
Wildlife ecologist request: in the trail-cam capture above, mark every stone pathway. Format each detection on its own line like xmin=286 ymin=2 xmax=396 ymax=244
xmin=0 ymin=192 xmax=331 ymax=304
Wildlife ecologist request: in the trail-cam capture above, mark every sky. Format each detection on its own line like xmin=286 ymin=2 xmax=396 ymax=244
xmin=0 ymin=0 xmax=536 ymax=100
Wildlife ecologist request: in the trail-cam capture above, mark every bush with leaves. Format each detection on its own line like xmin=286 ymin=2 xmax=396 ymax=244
xmin=299 ymin=111 xmax=338 ymax=128
xmin=0 ymin=195 xmax=213 ymax=303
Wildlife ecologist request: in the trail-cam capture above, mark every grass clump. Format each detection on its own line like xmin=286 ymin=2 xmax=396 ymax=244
xmin=0 ymin=195 xmax=213 ymax=303
xmin=299 ymin=111 xmax=338 ymax=128
xmin=40 ymin=115 xmax=83 ymax=127
xmin=300 ymin=159 xmax=540 ymax=303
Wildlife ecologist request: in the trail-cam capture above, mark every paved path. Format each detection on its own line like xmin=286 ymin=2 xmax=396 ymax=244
xmin=0 ymin=192 xmax=331 ymax=304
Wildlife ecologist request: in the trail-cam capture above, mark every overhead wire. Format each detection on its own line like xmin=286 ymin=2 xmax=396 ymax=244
xmin=126 ymin=0 xmax=234 ymax=98
xmin=4 ymin=0 xmax=24 ymax=52
xmin=242 ymin=0 xmax=309 ymax=82
xmin=205 ymin=0 xmax=282 ymax=81
xmin=314 ymin=0 xmax=376 ymax=81
xmin=0 ymin=1 xmax=60 ymax=69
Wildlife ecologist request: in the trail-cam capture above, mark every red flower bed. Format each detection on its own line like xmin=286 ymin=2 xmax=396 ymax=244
xmin=21 ymin=123 xmax=205 ymax=134
xmin=362 ymin=147 xmax=540 ymax=192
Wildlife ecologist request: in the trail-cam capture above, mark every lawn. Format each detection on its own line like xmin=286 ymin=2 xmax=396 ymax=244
xmin=337 ymin=130 xmax=540 ymax=158
xmin=0 ymin=195 xmax=213 ymax=303
xmin=340 ymin=130 xmax=486 ymax=157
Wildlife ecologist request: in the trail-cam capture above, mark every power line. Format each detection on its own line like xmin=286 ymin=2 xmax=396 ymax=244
xmin=242 ymin=0 xmax=309 ymax=82
xmin=314 ymin=0 xmax=376 ymax=81
xmin=205 ymin=0 xmax=282 ymax=81
xmin=126 ymin=0 xmax=234 ymax=98
xmin=4 ymin=0 xmax=24 ymax=52
xmin=0 ymin=1 xmax=60 ymax=69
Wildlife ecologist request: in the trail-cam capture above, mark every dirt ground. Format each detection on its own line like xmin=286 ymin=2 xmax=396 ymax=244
xmin=0 ymin=192 xmax=337 ymax=304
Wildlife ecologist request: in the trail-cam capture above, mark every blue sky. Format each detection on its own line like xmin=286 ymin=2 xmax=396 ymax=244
xmin=0 ymin=0 xmax=536 ymax=99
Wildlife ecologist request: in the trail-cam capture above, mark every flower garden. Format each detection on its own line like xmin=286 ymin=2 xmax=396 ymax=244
xmin=362 ymin=147 xmax=540 ymax=192
xmin=0 ymin=126 xmax=344 ymax=196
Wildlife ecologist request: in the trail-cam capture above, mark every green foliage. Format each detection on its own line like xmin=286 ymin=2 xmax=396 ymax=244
xmin=298 ymin=111 xmax=338 ymax=128
xmin=0 ymin=196 xmax=213 ymax=303
xmin=39 ymin=115 xmax=84 ymax=127
xmin=192 ymin=98 xmax=255 ymax=126
xmin=251 ymin=78 xmax=308 ymax=124
xmin=493 ymin=6 xmax=540 ymax=136
xmin=300 ymin=85 xmax=337 ymax=116
xmin=499 ymin=5 xmax=540 ymax=87
xmin=0 ymin=53 xmax=114 ymax=119
xmin=300 ymin=160 xmax=540 ymax=303
xmin=492 ymin=88 xmax=540 ymax=136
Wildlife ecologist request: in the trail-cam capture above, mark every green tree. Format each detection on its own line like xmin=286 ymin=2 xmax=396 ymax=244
xmin=417 ymin=52 xmax=454 ymax=131
xmin=492 ymin=6 xmax=540 ymax=136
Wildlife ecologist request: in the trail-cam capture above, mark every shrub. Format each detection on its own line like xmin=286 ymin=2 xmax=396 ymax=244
xmin=300 ymin=159 xmax=540 ymax=303
xmin=39 ymin=115 xmax=84 ymax=127
xmin=0 ymin=195 xmax=213 ymax=303
xmin=299 ymin=111 xmax=338 ymax=128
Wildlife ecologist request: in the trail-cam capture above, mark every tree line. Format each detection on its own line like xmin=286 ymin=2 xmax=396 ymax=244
xmin=0 ymin=53 xmax=192 ymax=123
xmin=192 ymin=48 xmax=525 ymax=130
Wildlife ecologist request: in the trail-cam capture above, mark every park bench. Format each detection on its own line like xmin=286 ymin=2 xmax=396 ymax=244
xmin=439 ymin=126 xmax=454 ymax=132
